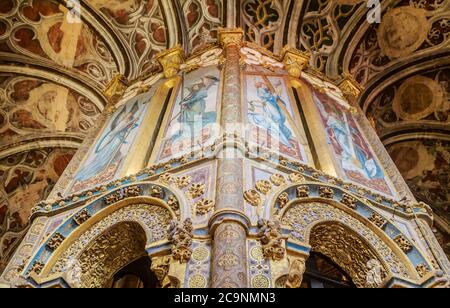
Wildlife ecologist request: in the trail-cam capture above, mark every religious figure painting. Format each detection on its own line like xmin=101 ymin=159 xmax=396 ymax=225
xmin=70 ymin=92 xmax=152 ymax=193
xmin=313 ymin=93 xmax=393 ymax=196
xmin=158 ymin=66 xmax=220 ymax=160
xmin=244 ymin=73 xmax=308 ymax=163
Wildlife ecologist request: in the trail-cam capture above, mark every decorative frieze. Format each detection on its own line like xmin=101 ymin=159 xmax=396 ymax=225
xmin=341 ymin=193 xmax=357 ymax=210
xmin=73 ymin=209 xmax=91 ymax=226
xmin=277 ymin=192 xmax=290 ymax=209
xmin=369 ymin=212 xmax=387 ymax=229
xmin=296 ymin=186 xmax=310 ymax=198
xmin=319 ymin=187 xmax=334 ymax=199
xmin=288 ymin=173 xmax=305 ymax=184
xmin=46 ymin=233 xmax=66 ymax=252
xmin=394 ymin=235 xmax=414 ymax=253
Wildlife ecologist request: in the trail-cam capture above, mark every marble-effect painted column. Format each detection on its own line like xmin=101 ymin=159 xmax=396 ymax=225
xmin=210 ymin=29 xmax=248 ymax=288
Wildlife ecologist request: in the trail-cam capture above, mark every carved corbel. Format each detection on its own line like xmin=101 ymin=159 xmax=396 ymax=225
xmin=151 ymin=255 xmax=173 ymax=288
xmin=285 ymin=256 xmax=307 ymax=288
xmin=338 ymin=73 xmax=364 ymax=106
xmin=104 ymin=74 xmax=128 ymax=104
xmin=156 ymin=45 xmax=185 ymax=78
xmin=257 ymin=219 xmax=286 ymax=261
xmin=281 ymin=47 xmax=310 ymax=78
xmin=169 ymin=219 xmax=193 ymax=263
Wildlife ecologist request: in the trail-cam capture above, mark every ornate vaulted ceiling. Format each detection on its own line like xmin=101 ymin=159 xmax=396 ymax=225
xmin=0 ymin=0 xmax=449 ymax=271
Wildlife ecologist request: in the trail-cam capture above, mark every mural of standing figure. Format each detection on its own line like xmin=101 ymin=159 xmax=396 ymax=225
xmin=248 ymin=79 xmax=293 ymax=146
xmin=315 ymin=96 xmax=383 ymax=180
xmin=75 ymin=102 xmax=141 ymax=182
xmin=171 ymin=76 xmax=219 ymax=142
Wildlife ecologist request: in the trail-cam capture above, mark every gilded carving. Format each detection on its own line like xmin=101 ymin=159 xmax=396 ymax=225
xmin=281 ymin=47 xmax=310 ymax=78
xmin=46 ymin=233 xmax=66 ymax=252
xmin=255 ymin=180 xmax=272 ymax=195
xmin=105 ymin=192 xmax=122 ymax=205
xmin=76 ymin=222 xmax=147 ymax=288
xmin=28 ymin=261 xmax=45 ymax=275
xmin=285 ymin=257 xmax=307 ymax=288
xmin=288 ymin=173 xmax=305 ymax=184
xmin=341 ymin=193 xmax=357 ymax=210
xmin=277 ymin=192 xmax=290 ymax=209
xmin=251 ymin=274 xmax=270 ymax=288
xmin=195 ymin=199 xmax=215 ymax=216
xmin=159 ymin=173 xmax=173 ymax=184
xmin=319 ymin=187 xmax=334 ymax=199
xmin=218 ymin=28 xmax=244 ymax=47
xmin=188 ymin=274 xmax=207 ymax=288
xmin=365 ymin=259 xmax=383 ymax=288
xmin=73 ymin=209 xmax=91 ymax=226
xmin=167 ymin=195 xmax=180 ymax=212
xmin=281 ymin=202 xmax=411 ymax=283
xmin=338 ymin=74 xmax=363 ymax=101
xmin=270 ymin=174 xmax=286 ymax=186
xmin=296 ymin=186 xmax=310 ymax=198
xmin=369 ymin=212 xmax=387 ymax=229
xmin=416 ymin=263 xmax=430 ymax=278
xmin=151 ymin=256 xmax=172 ymax=288
xmin=188 ymin=183 xmax=206 ymax=199
xmin=104 ymin=74 xmax=128 ymax=102
xmin=244 ymin=189 xmax=262 ymax=207
xmin=257 ymin=219 xmax=285 ymax=261
xmin=156 ymin=46 xmax=185 ymax=78
xmin=151 ymin=186 xmax=164 ymax=199
xmin=51 ymin=204 xmax=173 ymax=276
xmin=169 ymin=219 xmax=194 ymax=263
xmin=174 ymin=176 xmax=192 ymax=189
xmin=394 ymin=235 xmax=414 ymax=253
xmin=124 ymin=185 xmax=141 ymax=197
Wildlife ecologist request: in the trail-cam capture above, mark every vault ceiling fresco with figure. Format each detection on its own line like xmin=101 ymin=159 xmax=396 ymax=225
xmin=0 ymin=0 xmax=449 ymax=272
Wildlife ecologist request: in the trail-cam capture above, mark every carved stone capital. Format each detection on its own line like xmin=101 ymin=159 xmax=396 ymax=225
xmin=218 ymin=28 xmax=244 ymax=48
xmin=281 ymin=47 xmax=310 ymax=78
xmin=338 ymin=73 xmax=364 ymax=102
xmin=156 ymin=45 xmax=185 ymax=78
xmin=104 ymin=74 xmax=128 ymax=102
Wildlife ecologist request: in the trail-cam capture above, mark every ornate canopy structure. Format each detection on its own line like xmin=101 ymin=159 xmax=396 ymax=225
xmin=0 ymin=0 xmax=449 ymax=288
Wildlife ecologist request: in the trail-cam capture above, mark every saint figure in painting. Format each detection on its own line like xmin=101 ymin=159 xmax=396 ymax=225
xmin=248 ymin=80 xmax=293 ymax=146
xmin=75 ymin=102 xmax=141 ymax=181
xmin=171 ymin=76 xmax=219 ymax=142
xmin=315 ymin=97 xmax=383 ymax=180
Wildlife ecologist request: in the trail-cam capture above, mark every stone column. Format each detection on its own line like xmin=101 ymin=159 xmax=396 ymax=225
xmin=210 ymin=28 xmax=249 ymax=288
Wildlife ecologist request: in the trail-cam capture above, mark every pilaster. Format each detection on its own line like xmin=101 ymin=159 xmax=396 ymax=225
xmin=210 ymin=28 xmax=249 ymax=288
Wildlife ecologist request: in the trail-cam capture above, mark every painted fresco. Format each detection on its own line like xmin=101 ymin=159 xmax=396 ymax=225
xmin=244 ymin=73 xmax=308 ymax=163
xmin=312 ymin=91 xmax=393 ymax=196
xmin=0 ymin=147 xmax=75 ymax=268
xmin=0 ymin=75 xmax=101 ymax=147
xmin=158 ymin=66 xmax=220 ymax=161
xmin=71 ymin=90 xmax=155 ymax=193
